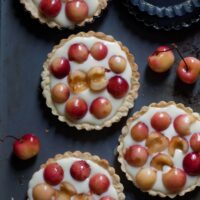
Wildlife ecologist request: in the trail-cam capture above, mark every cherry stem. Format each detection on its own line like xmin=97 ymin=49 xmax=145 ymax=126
xmin=0 ymin=135 xmax=18 ymax=143
xmin=170 ymin=43 xmax=189 ymax=71
xmin=155 ymin=43 xmax=189 ymax=71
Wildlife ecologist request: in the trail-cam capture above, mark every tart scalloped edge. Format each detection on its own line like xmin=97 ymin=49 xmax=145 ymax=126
xmin=19 ymin=0 xmax=108 ymax=29
xmin=117 ymin=101 xmax=200 ymax=198
xmin=41 ymin=31 xmax=140 ymax=131
xmin=27 ymin=151 xmax=125 ymax=200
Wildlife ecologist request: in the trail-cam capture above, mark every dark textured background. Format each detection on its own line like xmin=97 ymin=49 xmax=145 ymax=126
xmin=0 ymin=0 xmax=200 ymax=199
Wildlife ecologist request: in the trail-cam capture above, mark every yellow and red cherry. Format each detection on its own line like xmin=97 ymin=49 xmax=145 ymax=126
xmin=50 ymin=57 xmax=70 ymax=79
xmin=89 ymin=173 xmax=110 ymax=195
xmin=173 ymin=114 xmax=194 ymax=136
xmin=148 ymin=46 xmax=175 ymax=73
xmin=44 ymin=163 xmax=64 ymax=185
xmin=124 ymin=145 xmax=148 ymax=167
xmin=32 ymin=183 xmax=56 ymax=200
xmin=177 ymin=57 xmax=200 ymax=84
xmin=109 ymin=55 xmax=126 ymax=74
xmin=90 ymin=97 xmax=112 ymax=119
xmin=90 ymin=42 xmax=108 ymax=60
xmin=39 ymin=0 xmax=61 ymax=18
xmin=65 ymin=0 xmax=88 ymax=23
xmin=13 ymin=133 xmax=40 ymax=160
xmin=68 ymin=43 xmax=89 ymax=63
xmin=107 ymin=76 xmax=129 ymax=98
xmin=135 ymin=168 xmax=157 ymax=190
xmin=162 ymin=168 xmax=186 ymax=193
xmin=151 ymin=112 xmax=171 ymax=131
xmin=51 ymin=83 xmax=70 ymax=103
xmin=100 ymin=197 xmax=115 ymax=200
xmin=70 ymin=160 xmax=91 ymax=181
xmin=65 ymin=97 xmax=88 ymax=120
xmin=190 ymin=133 xmax=200 ymax=152
xmin=131 ymin=122 xmax=149 ymax=142
xmin=183 ymin=152 xmax=200 ymax=175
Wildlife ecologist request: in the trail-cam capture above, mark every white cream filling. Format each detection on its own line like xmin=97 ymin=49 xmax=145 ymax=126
xmin=123 ymin=105 xmax=200 ymax=194
xmin=33 ymin=0 xmax=100 ymax=28
xmin=49 ymin=36 xmax=132 ymax=125
xmin=28 ymin=157 xmax=118 ymax=200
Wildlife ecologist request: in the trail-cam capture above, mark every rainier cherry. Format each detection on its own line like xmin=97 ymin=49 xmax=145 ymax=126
xmin=65 ymin=97 xmax=88 ymax=120
xmin=124 ymin=145 xmax=148 ymax=167
xmin=135 ymin=168 xmax=157 ymax=190
xmin=68 ymin=43 xmax=89 ymax=63
xmin=107 ymin=76 xmax=129 ymax=98
xmin=148 ymin=46 xmax=175 ymax=73
xmin=12 ymin=133 xmax=40 ymax=160
xmin=109 ymin=55 xmax=126 ymax=74
xmin=65 ymin=0 xmax=88 ymax=23
xmin=183 ymin=152 xmax=200 ymax=176
xmin=100 ymin=197 xmax=115 ymax=200
xmin=131 ymin=122 xmax=149 ymax=142
xmin=89 ymin=173 xmax=110 ymax=195
xmin=162 ymin=168 xmax=186 ymax=193
xmin=70 ymin=160 xmax=91 ymax=181
xmin=174 ymin=114 xmax=194 ymax=136
xmin=50 ymin=57 xmax=70 ymax=79
xmin=190 ymin=133 xmax=200 ymax=152
xmin=177 ymin=57 xmax=200 ymax=84
xmin=90 ymin=97 xmax=112 ymax=119
xmin=39 ymin=0 xmax=61 ymax=18
xmin=32 ymin=183 xmax=56 ymax=200
xmin=151 ymin=112 xmax=171 ymax=131
xmin=44 ymin=163 xmax=64 ymax=185
xmin=90 ymin=42 xmax=108 ymax=60
xmin=51 ymin=83 xmax=70 ymax=103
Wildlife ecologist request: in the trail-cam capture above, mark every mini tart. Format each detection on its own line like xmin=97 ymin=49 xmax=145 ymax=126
xmin=27 ymin=151 xmax=125 ymax=200
xmin=20 ymin=0 xmax=108 ymax=29
xmin=118 ymin=101 xmax=200 ymax=198
xmin=41 ymin=31 xmax=140 ymax=130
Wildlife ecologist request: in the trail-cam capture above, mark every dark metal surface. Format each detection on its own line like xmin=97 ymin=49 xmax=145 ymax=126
xmin=0 ymin=0 xmax=200 ymax=200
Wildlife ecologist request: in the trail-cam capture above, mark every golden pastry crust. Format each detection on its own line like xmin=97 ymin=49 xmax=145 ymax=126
xmin=117 ymin=101 xmax=200 ymax=198
xmin=20 ymin=0 xmax=108 ymax=29
xmin=28 ymin=151 xmax=125 ymax=200
xmin=41 ymin=31 xmax=140 ymax=131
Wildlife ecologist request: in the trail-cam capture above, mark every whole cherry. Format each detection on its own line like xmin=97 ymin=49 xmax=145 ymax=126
xmin=183 ymin=152 xmax=200 ymax=176
xmin=177 ymin=57 xmax=200 ymax=84
xmin=39 ymin=0 xmax=62 ymax=18
xmin=8 ymin=133 xmax=40 ymax=160
xmin=44 ymin=163 xmax=64 ymax=185
xmin=148 ymin=46 xmax=175 ymax=73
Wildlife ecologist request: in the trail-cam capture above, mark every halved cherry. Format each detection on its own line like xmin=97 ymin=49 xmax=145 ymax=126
xmin=70 ymin=160 xmax=91 ymax=181
xmin=68 ymin=43 xmax=89 ymax=63
xmin=65 ymin=0 xmax=89 ymax=23
xmin=50 ymin=57 xmax=70 ymax=79
xmin=43 ymin=163 xmax=64 ymax=185
xmin=90 ymin=42 xmax=108 ymax=60
xmin=39 ymin=0 xmax=61 ymax=18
